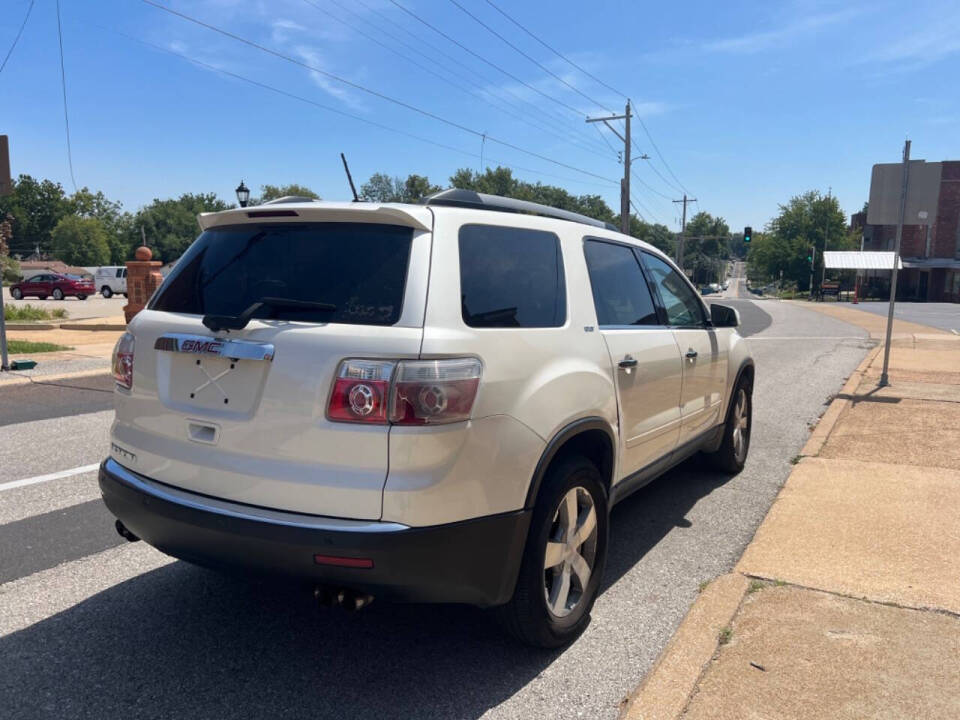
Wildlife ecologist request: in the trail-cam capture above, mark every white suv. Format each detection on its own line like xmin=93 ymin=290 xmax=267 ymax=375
xmin=100 ymin=190 xmax=753 ymax=647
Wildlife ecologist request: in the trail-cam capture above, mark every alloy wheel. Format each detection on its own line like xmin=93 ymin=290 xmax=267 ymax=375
xmin=543 ymin=486 xmax=598 ymax=618
xmin=732 ymin=388 xmax=750 ymax=463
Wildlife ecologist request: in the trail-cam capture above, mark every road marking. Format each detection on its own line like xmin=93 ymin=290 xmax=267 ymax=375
xmin=747 ymin=336 xmax=867 ymax=341
xmin=951 ymin=329 xmax=959 ymax=335
xmin=0 ymin=463 xmax=100 ymax=492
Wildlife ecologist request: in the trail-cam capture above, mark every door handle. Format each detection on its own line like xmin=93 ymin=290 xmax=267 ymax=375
xmin=685 ymin=348 xmax=698 ymax=359
xmin=618 ymin=356 xmax=638 ymax=369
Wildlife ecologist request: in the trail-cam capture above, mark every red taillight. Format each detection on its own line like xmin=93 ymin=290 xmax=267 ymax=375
xmin=112 ymin=332 xmax=135 ymax=389
xmin=390 ymin=359 xmax=482 ymax=425
xmin=327 ymin=358 xmax=482 ymax=426
xmin=327 ymin=360 xmax=395 ymax=424
xmin=313 ymin=554 xmax=374 ymax=569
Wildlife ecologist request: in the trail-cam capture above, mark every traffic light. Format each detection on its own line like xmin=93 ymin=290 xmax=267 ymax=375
xmin=743 ymin=226 xmax=752 ymax=244
xmin=808 ymin=246 xmax=815 ymax=265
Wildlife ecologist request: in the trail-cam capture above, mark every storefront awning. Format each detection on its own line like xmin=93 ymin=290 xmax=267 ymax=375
xmin=823 ymin=251 xmax=902 ymax=270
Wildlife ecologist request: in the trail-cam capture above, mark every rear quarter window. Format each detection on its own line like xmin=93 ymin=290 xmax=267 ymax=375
xmin=458 ymin=224 xmax=566 ymax=328
xmin=151 ymin=222 xmax=414 ymax=326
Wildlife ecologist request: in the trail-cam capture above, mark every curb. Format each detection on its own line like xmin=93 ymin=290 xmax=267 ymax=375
xmin=622 ymin=344 xmax=883 ymax=720
xmin=621 ymin=574 xmax=750 ymax=720
xmin=800 ymin=344 xmax=882 ymax=457
xmin=5 ymin=322 xmax=126 ymax=332
xmin=0 ymin=367 xmax=112 ymax=387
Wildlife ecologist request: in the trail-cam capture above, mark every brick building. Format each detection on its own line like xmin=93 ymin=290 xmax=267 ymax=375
xmin=858 ymin=160 xmax=960 ymax=302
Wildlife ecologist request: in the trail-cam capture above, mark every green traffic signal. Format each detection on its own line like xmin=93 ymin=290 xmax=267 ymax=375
xmin=744 ymin=226 xmax=752 ymax=243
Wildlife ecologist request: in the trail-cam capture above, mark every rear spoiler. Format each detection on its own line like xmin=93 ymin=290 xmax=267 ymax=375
xmin=197 ymin=203 xmax=432 ymax=232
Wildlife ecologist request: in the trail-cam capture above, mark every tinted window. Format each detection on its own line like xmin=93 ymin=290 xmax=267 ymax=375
xmin=152 ymin=222 xmax=413 ymax=326
xmin=641 ymin=253 xmax=706 ymax=326
xmin=459 ymin=224 xmax=565 ymax=328
xmin=583 ymin=240 xmax=659 ymax=326
xmin=116 ymin=268 xmax=124 ymax=278
xmin=26 ymin=275 xmax=43 ymax=283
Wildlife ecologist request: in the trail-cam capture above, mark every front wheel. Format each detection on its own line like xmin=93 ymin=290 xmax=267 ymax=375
xmin=52 ymin=288 xmax=65 ymax=300
xmin=497 ymin=455 xmax=608 ymax=648
xmin=77 ymin=294 xmax=87 ymax=300
xmin=706 ymin=378 xmax=753 ymax=473
xmin=101 ymin=286 xmax=112 ymax=298
xmin=11 ymin=288 xmax=22 ymax=300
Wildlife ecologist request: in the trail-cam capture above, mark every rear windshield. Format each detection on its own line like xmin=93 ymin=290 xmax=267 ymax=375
xmin=151 ymin=222 xmax=413 ymax=326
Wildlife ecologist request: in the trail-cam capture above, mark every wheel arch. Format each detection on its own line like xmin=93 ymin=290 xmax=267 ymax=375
xmin=523 ymin=417 xmax=616 ymax=510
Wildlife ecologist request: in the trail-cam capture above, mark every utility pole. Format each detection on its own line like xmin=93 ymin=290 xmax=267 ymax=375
xmin=586 ymin=100 xmax=632 ymax=234
xmin=808 ymin=246 xmax=816 ymax=299
xmin=879 ymin=139 xmax=911 ymax=387
xmin=820 ymin=187 xmax=831 ymax=293
xmin=672 ymin=194 xmax=697 ymax=269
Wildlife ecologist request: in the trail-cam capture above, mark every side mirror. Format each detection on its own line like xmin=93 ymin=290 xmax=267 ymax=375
xmin=710 ymin=303 xmax=740 ymax=328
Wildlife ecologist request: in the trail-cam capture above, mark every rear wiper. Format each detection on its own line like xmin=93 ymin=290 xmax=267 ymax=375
xmin=202 ymin=297 xmax=337 ymax=332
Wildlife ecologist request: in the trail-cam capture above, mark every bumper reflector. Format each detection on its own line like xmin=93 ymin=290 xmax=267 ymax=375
xmin=313 ymin=554 xmax=374 ymax=569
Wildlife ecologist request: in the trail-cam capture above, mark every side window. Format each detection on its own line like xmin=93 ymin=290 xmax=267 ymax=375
xmin=122 ymin=268 xmax=127 ymax=278
xmin=641 ymin=253 xmax=706 ymax=327
xmin=116 ymin=268 xmax=124 ymax=278
xmin=27 ymin=275 xmax=43 ymax=283
xmin=459 ymin=224 xmax=566 ymax=328
xmin=583 ymin=239 xmax=659 ymax=326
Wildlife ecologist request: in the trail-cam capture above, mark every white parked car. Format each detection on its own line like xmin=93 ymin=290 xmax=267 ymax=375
xmin=95 ymin=266 xmax=127 ymax=298
xmin=100 ymin=191 xmax=754 ymax=647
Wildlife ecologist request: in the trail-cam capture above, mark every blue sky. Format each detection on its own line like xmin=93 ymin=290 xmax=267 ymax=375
xmin=2 ymin=0 xmax=958 ymax=231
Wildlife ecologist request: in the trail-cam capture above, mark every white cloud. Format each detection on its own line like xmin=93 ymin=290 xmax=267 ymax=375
xmin=271 ymin=19 xmax=307 ymax=44
xmin=704 ymin=7 xmax=861 ymax=54
xmin=293 ymin=46 xmax=366 ymax=111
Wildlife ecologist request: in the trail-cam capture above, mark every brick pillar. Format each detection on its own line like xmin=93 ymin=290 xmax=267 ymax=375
xmin=124 ymin=246 xmax=164 ymax=323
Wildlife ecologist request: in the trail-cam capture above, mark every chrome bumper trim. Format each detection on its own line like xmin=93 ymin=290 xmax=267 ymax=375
xmin=102 ymin=457 xmax=408 ymax=533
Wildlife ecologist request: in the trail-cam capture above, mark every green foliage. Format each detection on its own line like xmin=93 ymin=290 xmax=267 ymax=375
xmin=7 ymin=339 xmax=71 ymax=353
xmin=682 ymin=212 xmax=730 ymax=284
xmin=748 ymin=190 xmax=851 ymax=291
xmin=0 ymin=175 xmax=71 ymax=257
xmin=129 ymin=192 xmax=231 ymax=263
xmin=68 ymin=187 xmax=131 ymax=263
xmin=4 ymin=303 xmax=67 ymax=321
xmin=2 ymin=256 xmax=20 ymax=284
xmin=50 ymin=215 xmax=111 ymax=266
xmin=360 ymin=173 xmax=440 ymax=203
xmin=257 ymin=184 xmax=320 ymax=203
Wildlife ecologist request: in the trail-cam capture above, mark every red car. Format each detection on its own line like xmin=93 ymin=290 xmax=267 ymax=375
xmin=9 ymin=272 xmax=95 ymax=301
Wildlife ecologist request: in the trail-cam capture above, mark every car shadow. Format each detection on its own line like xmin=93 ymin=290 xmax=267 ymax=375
xmin=0 ymin=458 xmax=731 ymax=720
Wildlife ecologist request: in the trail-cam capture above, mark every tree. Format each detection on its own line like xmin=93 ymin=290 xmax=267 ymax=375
xmin=359 ymin=173 xmax=439 ymax=203
xmin=50 ymin=216 xmax=111 ymax=266
xmin=68 ymin=187 xmax=131 ymax=263
xmin=0 ymin=175 xmax=71 ymax=257
xmin=130 ymin=193 xmax=230 ymax=263
xmin=682 ymin=212 xmax=730 ymax=284
xmin=257 ymin=184 xmax=320 ymax=204
xmin=747 ymin=190 xmax=851 ymax=290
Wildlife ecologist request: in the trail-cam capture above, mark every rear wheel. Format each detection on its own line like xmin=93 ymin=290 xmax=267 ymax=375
xmin=706 ymin=378 xmax=752 ymax=473
xmin=38 ymin=294 xmax=47 ymax=300
xmin=77 ymin=294 xmax=87 ymax=300
xmin=497 ymin=455 xmax=608 ymax=648
xmin=11 ymin=288 xmax=22 ymax=300
xmin=101 ymin=286 xmax=112 ymax=298
xmin=52 ymin=288 xmax=64 ymax=300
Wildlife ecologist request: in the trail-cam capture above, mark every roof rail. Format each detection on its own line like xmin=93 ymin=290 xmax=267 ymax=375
xmin=261 ymin=195 xmax=320 ymax=205
xmin=423 ymin=189 xmax=618 ymax=231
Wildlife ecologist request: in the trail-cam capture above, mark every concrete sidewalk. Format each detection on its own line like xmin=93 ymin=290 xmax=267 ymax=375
xmin=625 ymin=305 xmax=960 ymax=720
xmin=1 ymin=325 xmax=120 ymax=385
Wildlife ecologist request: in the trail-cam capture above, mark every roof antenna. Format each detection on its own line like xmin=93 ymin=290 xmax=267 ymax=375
xmin=340 ymin=152 xmax=359 ymax=202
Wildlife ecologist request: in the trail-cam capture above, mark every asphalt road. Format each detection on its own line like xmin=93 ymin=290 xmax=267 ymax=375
xmin=3 ymin=286 xmax=125 ymax=320
xmin=843 ymin=300 xmax=960 ymax=333
xmin=0 ymin=298 xmax=874 ymax=720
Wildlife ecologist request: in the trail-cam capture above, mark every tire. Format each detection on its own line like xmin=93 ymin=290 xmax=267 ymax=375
xmin=101 ymin=286 xmax=112 ymax=298
xmin=11 ymin=288 xmax=22 ymax=300
xmin=38 ymin=294 xmax=47 ymax=300
xmin=52 ymin=288 xmax=64 ymax=300
xmin=123 ymin=293 xmax=128 ymax=298
xmin=77 ymin=294 xmax=87 ymax=300
xmin=706 ymin=377 xmax=753 ymax=474
xmin=497 ymin=455 xmax=608 ymax=648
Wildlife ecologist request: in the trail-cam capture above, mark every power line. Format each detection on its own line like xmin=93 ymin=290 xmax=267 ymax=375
xmin=629 ymin=199 xmax=645 ymax=222
xmin=483 ymin=0 xmax=626 ymax=99
xmin=385 ymin=0 xmax=604 ymax=143
xmin=307 ymin=0 xmax=613 ymax=160
xmin=631 ymin=169 xmax=673 ymax=201
xmin=637 ymin=150 xmax=683 ymax=193
xmin=110 ymin=28 xmax=619 ymax=193
xmin=55 ymin=0 xmax=77 ymax=192
xmin=141 ymin=1 xmax=617 ymax=184
xmin=481 ymin=0 xmax=693 ymax=196
xmin=0 ymin=0 xmax=34 ymax=75
xmin=447 ymin=0 xmax=611 ymax=112
xmin=631 ymin=194 xmax=662 ymax=225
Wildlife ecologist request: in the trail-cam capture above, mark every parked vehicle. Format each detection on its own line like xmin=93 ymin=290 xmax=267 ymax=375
xmin=100 ymin=191 xmax=754 ymax=647
xmin=95 ymin=266 xmax=128 ymax=298
xmin=9 ymin=272 xmax=95 ymax=300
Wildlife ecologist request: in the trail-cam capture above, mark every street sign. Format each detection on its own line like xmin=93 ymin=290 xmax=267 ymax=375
xmin=867 ymin=160 xmax=940 ymax=225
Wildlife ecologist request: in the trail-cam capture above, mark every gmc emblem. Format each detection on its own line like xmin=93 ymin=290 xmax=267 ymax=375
xmin=180 ymin=339 xmax=225 ymax=355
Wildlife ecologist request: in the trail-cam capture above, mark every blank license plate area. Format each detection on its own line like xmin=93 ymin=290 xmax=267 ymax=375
xmin=168 ymin=354 xmax=268 ymax=414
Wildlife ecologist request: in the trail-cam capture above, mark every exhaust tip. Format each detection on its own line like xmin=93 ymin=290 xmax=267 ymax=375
xmin=314 ymin=586 xmax=374 ymax=612
xmin=115 ymin=519 xmax=140 ymax=543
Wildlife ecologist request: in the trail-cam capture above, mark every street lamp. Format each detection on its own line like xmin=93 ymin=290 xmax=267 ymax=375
xmin=235 ymin=180 xmax=250 ymax=208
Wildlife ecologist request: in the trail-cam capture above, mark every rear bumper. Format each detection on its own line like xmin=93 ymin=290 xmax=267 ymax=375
xmin=98 ymin=458 xmax=530 ymax=606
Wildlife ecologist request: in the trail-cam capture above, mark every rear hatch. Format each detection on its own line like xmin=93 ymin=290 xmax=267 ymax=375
xmin=112 ymin=208 xmax=431 ymax=520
